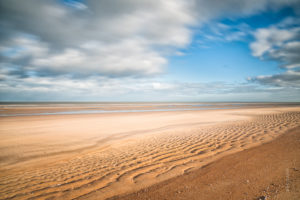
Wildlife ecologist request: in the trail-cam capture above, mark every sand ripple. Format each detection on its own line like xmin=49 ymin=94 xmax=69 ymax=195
xmin=1 ymin=111 xmax=300 ymax=200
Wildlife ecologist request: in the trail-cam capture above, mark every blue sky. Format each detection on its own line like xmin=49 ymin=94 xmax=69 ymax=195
xmin=167 ymin=42 xmax=280 ymax=83
xmin=167 ymin=7 xmax=294 ymax=82
xmin=0 ymin=0 xmax=300 ymax=102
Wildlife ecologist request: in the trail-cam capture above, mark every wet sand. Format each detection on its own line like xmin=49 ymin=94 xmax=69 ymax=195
xmin=0 ymin=104 xmax=300 ymax=200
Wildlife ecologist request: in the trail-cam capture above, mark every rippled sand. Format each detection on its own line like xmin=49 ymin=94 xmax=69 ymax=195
xmin=0 ymin=105 xmax=300 ymax=200
xmin=115 ymin=126 xmax=300 ymax=200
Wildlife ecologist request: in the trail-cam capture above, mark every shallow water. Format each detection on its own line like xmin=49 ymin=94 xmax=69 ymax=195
xmin=0 ymin=106 xmax=240 ymax=117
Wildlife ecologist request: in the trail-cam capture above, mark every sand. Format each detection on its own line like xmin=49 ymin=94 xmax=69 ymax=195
xmin=114 ymin=126 xmax=300 ymax=200
xmin=0 ymin=104 xmax=300 ymax=200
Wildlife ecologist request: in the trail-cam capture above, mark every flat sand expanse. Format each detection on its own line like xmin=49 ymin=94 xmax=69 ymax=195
xmin=0 ymin=105 xmax=300 ymax=200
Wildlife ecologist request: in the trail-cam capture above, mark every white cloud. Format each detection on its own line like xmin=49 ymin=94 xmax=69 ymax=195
xmin=0 ymin=0 xmax=196 ymax=77
xmin=3 ymin=74 xmax=297 ymax=102
xmin=1 ymin=0 xmax=300 ymax=101
xmin=250 ymin=27 xmax=298 ymax=57
xmin=27 ymin=39 xmax=166 ymax=76
xmin=198 ymin=21 xmax=252 ymax=44
xmin=250 ymin=17 xmax=300 ymax=70
xmin=249 ymin=17 xmax=300 ymax=96
xmin=2 ymin=0 xmax=300 ymax=79
xmin=0 ymin=35 xmax=48 ymax=59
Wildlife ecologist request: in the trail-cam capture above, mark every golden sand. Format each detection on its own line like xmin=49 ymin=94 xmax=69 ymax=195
xmin=115 ymin=127 xmax=300 ymax=200
xmin=0 ymin=105 xmax=300 ymax=200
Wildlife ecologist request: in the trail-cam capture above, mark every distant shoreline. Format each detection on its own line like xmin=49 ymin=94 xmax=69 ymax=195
xmin=1 ymin=102 xmax=300 ymax=117
xmin=1 ymin=101 xmax=300 ymax=104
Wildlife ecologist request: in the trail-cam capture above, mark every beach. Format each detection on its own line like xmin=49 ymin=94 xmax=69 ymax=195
xmin=0 ymin=103 xmax=300 ymax=200
xmin=114 ymin=126 xmax=300 ymax=200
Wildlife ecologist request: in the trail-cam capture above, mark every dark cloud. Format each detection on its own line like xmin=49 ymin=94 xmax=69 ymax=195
xmin=251 ymin=70 xmax=300 ymax=87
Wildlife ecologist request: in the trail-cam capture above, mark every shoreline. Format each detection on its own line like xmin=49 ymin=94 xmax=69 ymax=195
xmin=1 ymin=102 xmax=299 ymax=117
xmin=113 ymin=126 xmax=300 ymax=200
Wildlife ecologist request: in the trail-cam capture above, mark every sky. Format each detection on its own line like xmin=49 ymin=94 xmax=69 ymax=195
xmin=0 ymin=0 xmax=300 ymax=102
